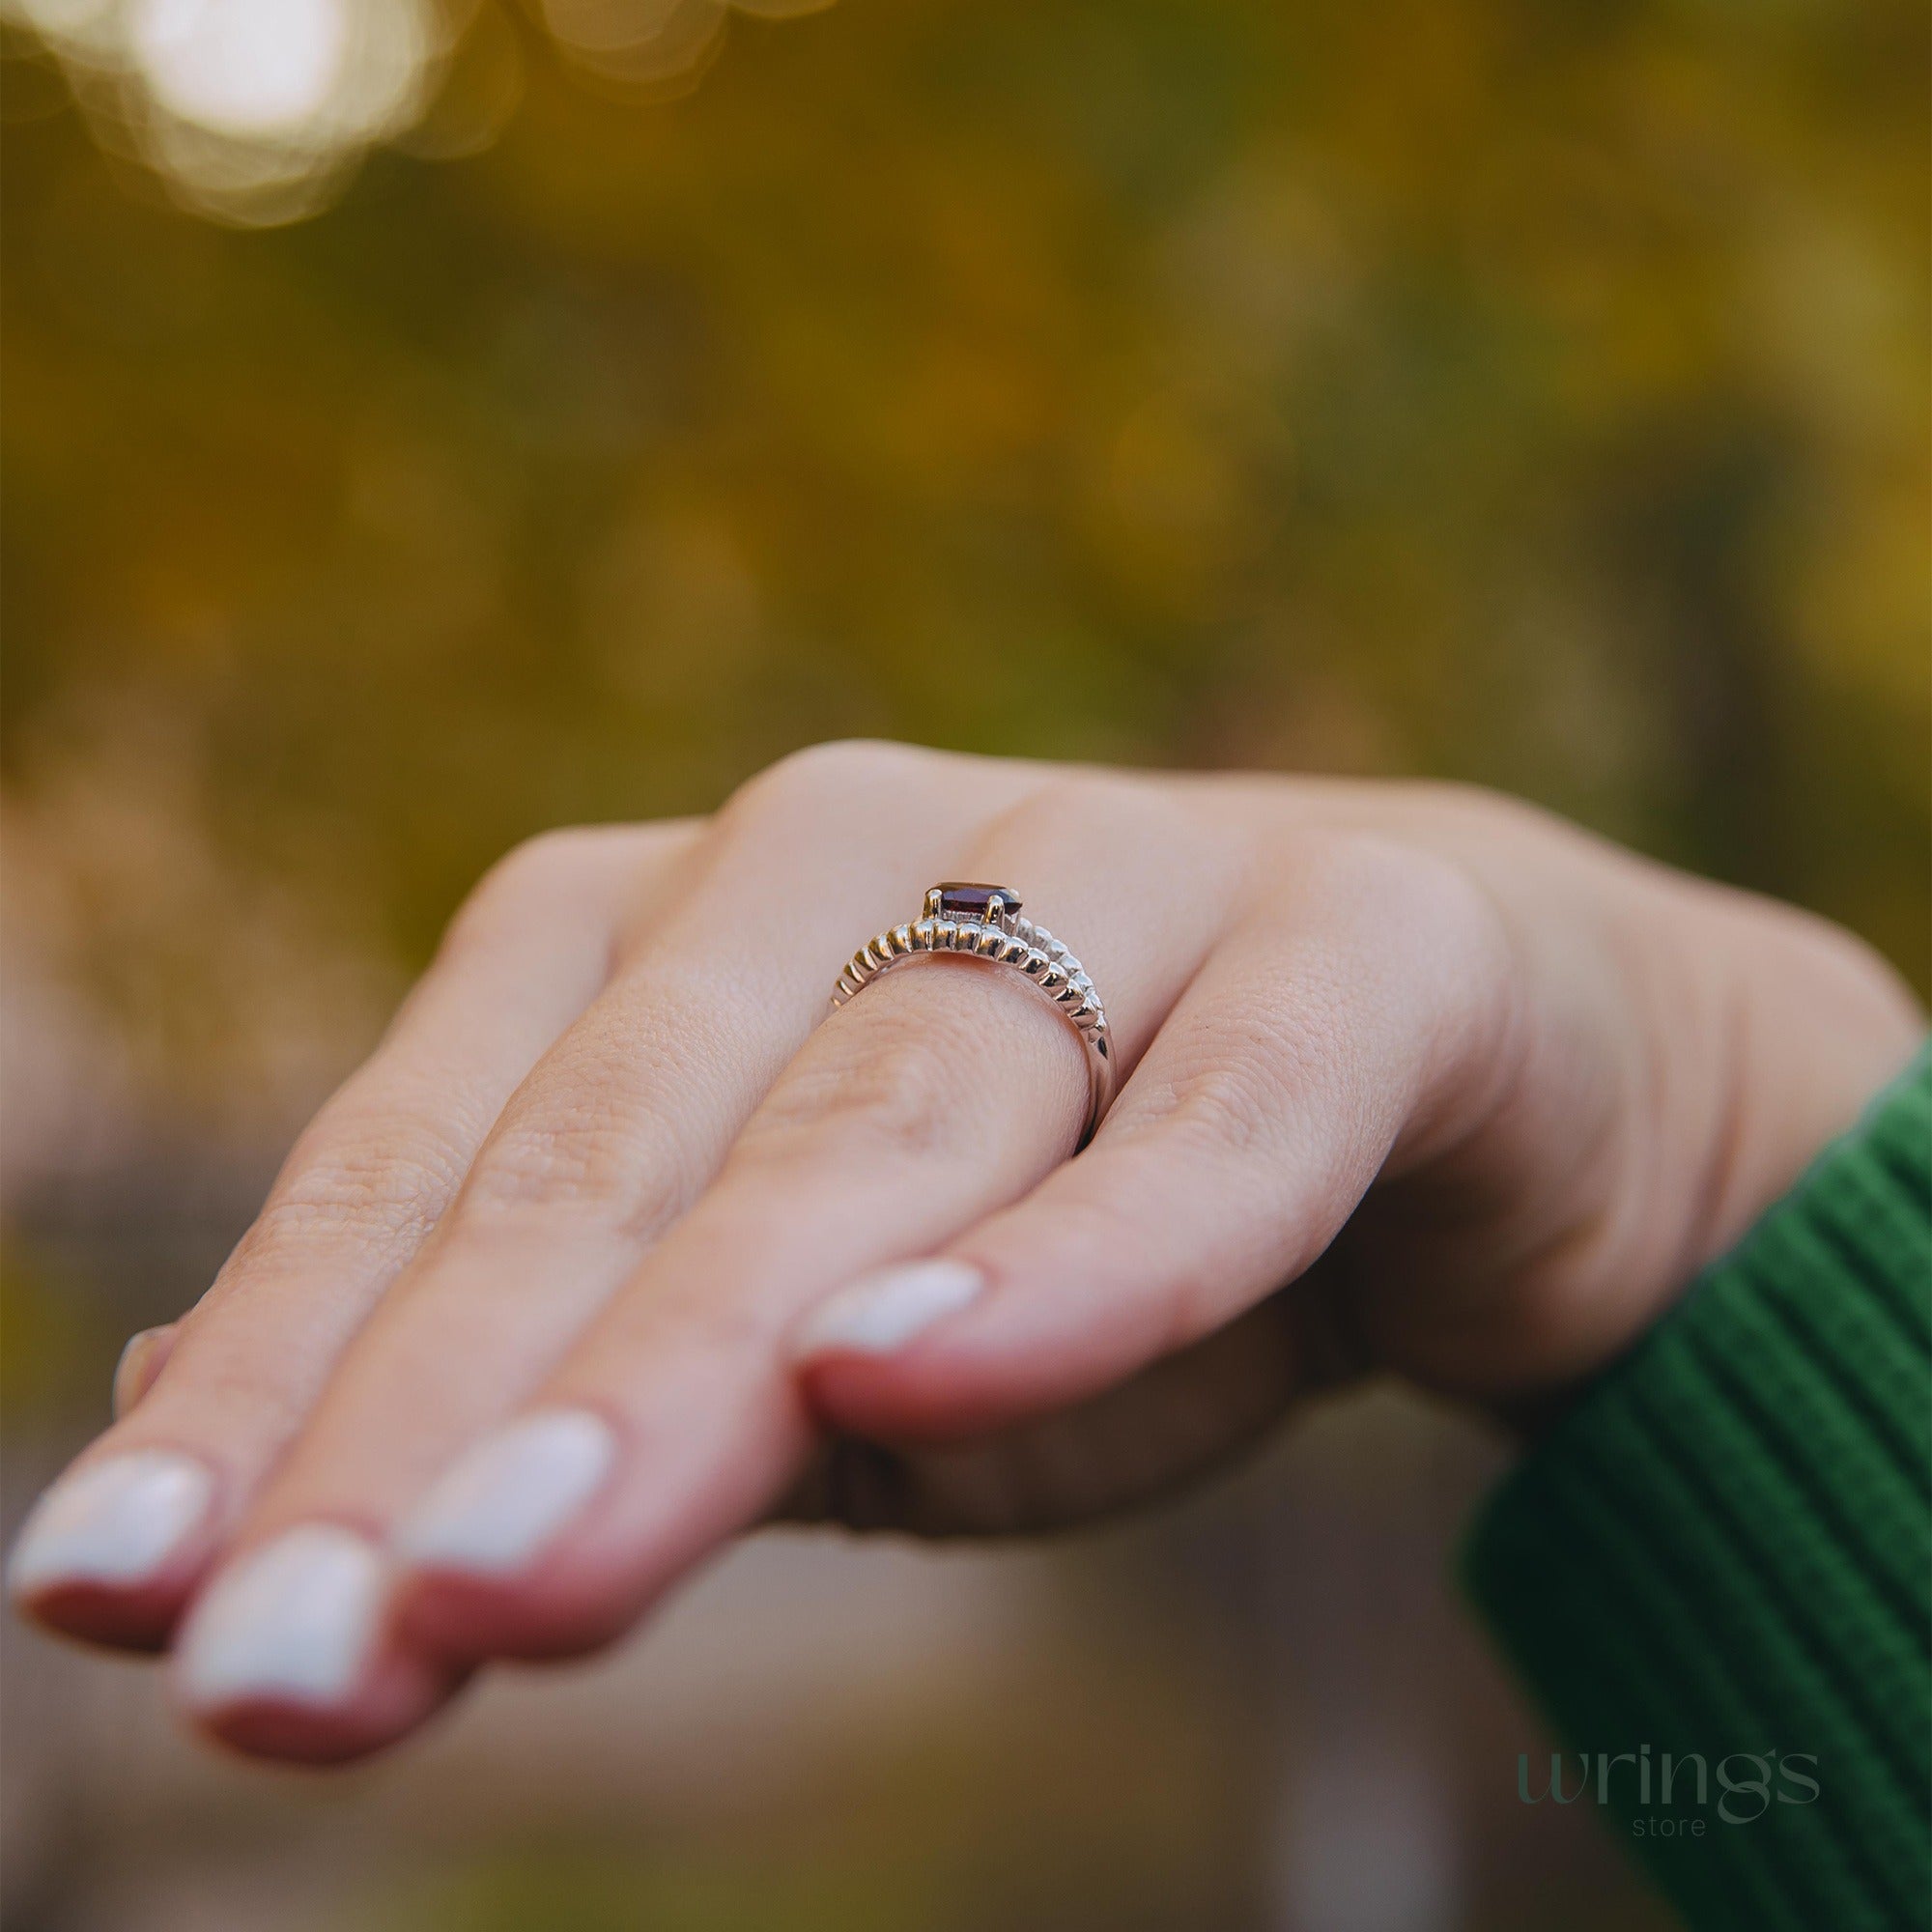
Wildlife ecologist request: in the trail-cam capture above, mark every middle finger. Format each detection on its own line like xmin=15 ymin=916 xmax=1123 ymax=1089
xmin=168 ymin=743 xmax=1017 ymax=1757
xmin=389 ymin=778 xmax=1244 ymax=1671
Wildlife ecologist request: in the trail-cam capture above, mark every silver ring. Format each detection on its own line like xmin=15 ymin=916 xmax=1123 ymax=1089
xmin=831 ymin=882 xmax=1116 ymax=1148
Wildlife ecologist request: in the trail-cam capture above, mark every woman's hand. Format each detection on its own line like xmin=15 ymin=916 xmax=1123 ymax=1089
xmin=9 ymin=743 xmax=1919 ymax=1763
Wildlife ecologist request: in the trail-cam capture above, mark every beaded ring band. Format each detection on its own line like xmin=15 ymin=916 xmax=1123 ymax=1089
xmin=830 ymin=882 xmax=1116 ymax=1148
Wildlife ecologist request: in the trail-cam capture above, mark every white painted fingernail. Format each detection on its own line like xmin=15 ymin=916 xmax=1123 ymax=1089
xmin=794 ymin=1259 xmax=986 ymax=1359
xmin=395 ymin=1408 xmax=616 ymax=1577
xmin=177 ymin=1525 xmax=384 ymax=1712
xmin=7 ymin=1451 xmax=213 ymax=1600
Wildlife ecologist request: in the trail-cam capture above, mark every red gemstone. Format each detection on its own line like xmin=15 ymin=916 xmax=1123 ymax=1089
xmin=935 ymin=881 xmax=1020 ymax=920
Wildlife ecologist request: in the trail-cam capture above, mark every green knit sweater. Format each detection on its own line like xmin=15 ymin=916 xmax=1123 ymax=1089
xmin=1464 ymin=1051 xmax=1932 ymax=1930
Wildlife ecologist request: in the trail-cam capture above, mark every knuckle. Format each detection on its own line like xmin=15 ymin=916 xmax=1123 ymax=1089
xmin=1378 ymin=777 xmax=1552 ymax=840
xmin=1117 ymin=1044 xmax=1292 ymax=1159
xmin=738 ymin=1009 xmax=983 ymax=1166
xmin=243 ymin=1109 xmax=470 ymax=1266
xmin=721 ymin=739 xmax=935 ymax=825
xmin=459 ymin=1094 xmax=688 ymax=1235
xmin=1000 ymin=774 xmax=1098 ymax=831
xmin=1299 ymin=823 xmax=1465 ymax=907
xmin=452 ymin=993 xmax=720 ymax=1233
xmin=479 ymin=823 xmax=606 ymax=897
xmin=117 ymin=1339 xmax=304 ymax=1446
xmin=983 ymin=772 xmax=1148 ymax=858
xmin=441 ymin=822 xmax=671 ymax=960
xmin=1291 ymin=829 xmax=1506 ymax=988
xmin=439 ymin=827 xmax=600 ymax=955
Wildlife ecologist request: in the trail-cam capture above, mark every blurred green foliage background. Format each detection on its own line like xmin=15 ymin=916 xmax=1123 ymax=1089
xmin=1 ymin=1 xmax=1924 ymax=1927
xmin=6 ymin=0 xmax=1925 ymax=1125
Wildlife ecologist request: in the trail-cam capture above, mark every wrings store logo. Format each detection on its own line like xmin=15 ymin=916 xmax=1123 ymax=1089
xmin=1519 ymin=1746 xmax=1820 ymax=1835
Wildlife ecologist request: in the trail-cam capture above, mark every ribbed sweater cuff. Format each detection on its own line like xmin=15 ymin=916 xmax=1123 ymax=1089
xmin=1463 ymin=1049 xmax=1932 ymax=1932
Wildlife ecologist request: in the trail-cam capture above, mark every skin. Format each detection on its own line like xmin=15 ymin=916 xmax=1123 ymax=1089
xmin=11 ymin=742 xmax=1922 ymax=1764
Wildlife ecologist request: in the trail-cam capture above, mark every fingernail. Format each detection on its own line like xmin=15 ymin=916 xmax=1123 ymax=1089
xmin=794 ymin=1258 xmax=986 ymax=1359
xmin=7 ymin=1451 xmax=213 ymax=1601
xmin=395 ymin=1408 xmax=616 ymax=1577
xmin=112 ymin=1325 xmax=177 ymax=1419
xmin=177 ymin=1525 xmax=385 ymax=1711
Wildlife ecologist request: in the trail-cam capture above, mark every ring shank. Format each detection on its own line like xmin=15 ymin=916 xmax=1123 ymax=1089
xmin=830 ymin=907 xmax=1115 ymax=1148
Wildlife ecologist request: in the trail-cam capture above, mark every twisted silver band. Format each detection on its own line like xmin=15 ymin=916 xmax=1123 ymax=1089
xmin=831 ymin=883 xmax=1116 ymax=1148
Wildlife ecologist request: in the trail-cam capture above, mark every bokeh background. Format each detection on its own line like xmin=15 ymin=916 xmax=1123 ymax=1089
xmin=2 ymin=0 xmax=1925 ymax=1927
